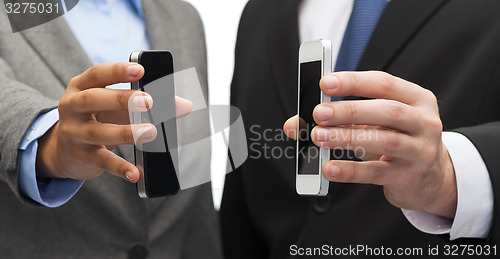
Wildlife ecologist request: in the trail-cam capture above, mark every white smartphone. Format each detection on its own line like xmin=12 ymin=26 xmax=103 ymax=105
xmin=296 ymin=39 xmax=331 ymax=196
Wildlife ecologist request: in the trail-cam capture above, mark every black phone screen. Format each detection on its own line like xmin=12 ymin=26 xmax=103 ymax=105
xmin=135 ymin=51 xmax=180 ymax=197
xmin=297 ymin=60 xmax=322 ymax=175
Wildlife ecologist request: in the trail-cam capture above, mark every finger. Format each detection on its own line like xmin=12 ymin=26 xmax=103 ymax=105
xmin=283 ymin=115 xmax=308 ymax=140
xmin=98 ymin=111 xmax=135 ymax=151
xmin=175 ymin=96 xmax=193 ymax=117
xmin=320 ymin=71 xmax=436 ymax=106
xmin=74 ymin=122 xmax=157 ymax=146
xmin=96 ymin=110 xmax=130 ymax=125
xmin=322 ymin=160 xmax=394 ymax=186
xmin=70 ymin=62 xmax=144 ymax=91
xmin=337 ymin=124 xmax=387 ymax=130
xmin=312 ymin=126 xmax=417 ymax=160
xmin=93 ymin=148 xmax=141 ymax=183
xmin=74 ymin=90 xmax=190 ymax=116
xmin=283 ymin=115 xmax=298 ymax=139
xmin=313 ymin=99 xmax=422 ymax=134
xmin=71 ymin=89 xmax=153 ymax=113
xmin=329 ymin=125 xmax=385 ymax=161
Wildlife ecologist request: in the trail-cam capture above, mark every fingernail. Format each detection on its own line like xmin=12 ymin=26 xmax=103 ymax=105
xmin=125 ymin=171 xmax=134 ymax=182
xmin=322 ymin=75 xmax=339 ymax=90
xmin=329 ymin=165 xmax=341 ymax=177
xmin=314 ymin=105 xmax=332 ymax=121
xmin=313 ymin=128 xmax=331 ymax=142
xmin=127 ymin=64 xmax=142 ymax=76
xmin=132 ymin=94 xmax=153 ymax=110
xmin=135 ymin=125 xmax=156 ymax=144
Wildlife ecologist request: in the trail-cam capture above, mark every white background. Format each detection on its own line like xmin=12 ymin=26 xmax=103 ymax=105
xmin=183 ymin=0 xmax=249 ymax=209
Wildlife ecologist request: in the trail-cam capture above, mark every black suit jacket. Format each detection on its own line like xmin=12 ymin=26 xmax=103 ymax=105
xmin=221 ymin=0 xmax=500 ymax=258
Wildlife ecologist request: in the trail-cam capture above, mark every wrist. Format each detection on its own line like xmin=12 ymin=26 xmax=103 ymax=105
xmin=36 ymin=122 xmax=67 ymax=179
xmin=423 ymin=144 xmax=458 ymax=219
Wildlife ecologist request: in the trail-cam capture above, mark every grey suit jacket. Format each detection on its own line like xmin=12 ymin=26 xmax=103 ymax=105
xmin=0 ymin=1 xmax=222 ymax=258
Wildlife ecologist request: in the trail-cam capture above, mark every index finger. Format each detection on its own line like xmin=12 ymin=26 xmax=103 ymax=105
xmin=69 ymin=62 xmax=145 ymax=91
xmin=320 ymin=71 xmax=435 ymax=106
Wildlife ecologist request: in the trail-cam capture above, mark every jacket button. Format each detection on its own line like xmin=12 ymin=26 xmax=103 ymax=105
xmin=128 ymin=242 xmax=149 ymax=259
xmin=313 ymin=195 xmax=331 ymax=214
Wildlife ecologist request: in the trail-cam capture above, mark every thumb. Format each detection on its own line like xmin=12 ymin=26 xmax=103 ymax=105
xmin=175 ymin=96 xmax=193 ymax=118
xmin=283 ymin=115 xmax=306 ymax=140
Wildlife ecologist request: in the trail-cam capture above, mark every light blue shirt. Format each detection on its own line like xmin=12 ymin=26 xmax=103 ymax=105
xmin=18 ymin=0 xmax=150 ymax=207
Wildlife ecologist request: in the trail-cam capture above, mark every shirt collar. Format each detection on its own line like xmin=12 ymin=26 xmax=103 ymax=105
xmin=87 ymin=0 xmax=143 ymax=15
xmin=129 ymin=0 xmax=144 ymax=17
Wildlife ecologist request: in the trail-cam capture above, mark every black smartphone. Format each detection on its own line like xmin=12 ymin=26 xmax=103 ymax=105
xmin=129 ymin=50 xmax=180 ymax=198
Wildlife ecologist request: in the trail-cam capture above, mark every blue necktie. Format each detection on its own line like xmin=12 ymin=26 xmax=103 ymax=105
xmin=332 ymin=0 xmax=387 ymax=102
xmin=335 ymin=0 xmax=388 ymax=72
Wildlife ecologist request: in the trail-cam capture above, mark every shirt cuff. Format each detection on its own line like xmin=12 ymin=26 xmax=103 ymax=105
xmin=18 ymin=109 xmax=84 ymax=208
xmin=401 ymin=131 xmax=493 ymax=240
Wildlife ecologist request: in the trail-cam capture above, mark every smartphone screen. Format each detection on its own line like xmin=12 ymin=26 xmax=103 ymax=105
xmin=297 ymin=60 xmax=322 ymax=175
xmin=133 ymin=51 xmax=180 ymax=198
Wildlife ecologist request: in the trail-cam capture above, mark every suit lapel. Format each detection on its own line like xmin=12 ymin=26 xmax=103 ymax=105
xmin=143 ymin=0 xmax=177 ymax=55
xmin=358 ymin=0 xmax=448 ymax=70
xmin=268 ymin=0 xmax=301 ymax=116
xmin=20 ymin=16 xmax=92 ymax=86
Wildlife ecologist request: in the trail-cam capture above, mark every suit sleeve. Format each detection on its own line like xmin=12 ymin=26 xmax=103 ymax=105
xmin=0 ymin=56 xmax=59 ymax=205
xmin=454 ymin=122 xmax=500 ymax=245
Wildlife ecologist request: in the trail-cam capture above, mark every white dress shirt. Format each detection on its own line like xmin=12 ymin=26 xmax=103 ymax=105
xmin=299 ymin=0 xmax=493 ymax=240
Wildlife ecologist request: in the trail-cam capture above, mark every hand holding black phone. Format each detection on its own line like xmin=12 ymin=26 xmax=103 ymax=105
xmin=130 ymin=51 xmax=180 ymax=198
